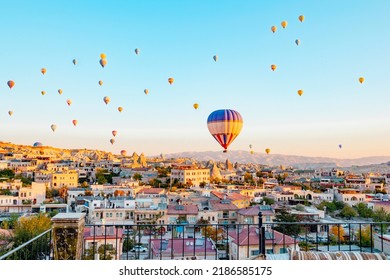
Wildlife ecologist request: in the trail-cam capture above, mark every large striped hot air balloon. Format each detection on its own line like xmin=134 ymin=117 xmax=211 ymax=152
xmin=207 ymin=109 xmax=243 ymax=153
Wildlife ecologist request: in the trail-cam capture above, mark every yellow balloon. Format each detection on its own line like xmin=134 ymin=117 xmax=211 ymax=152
xmin=250 ymin=150 xmax=254 ymax=155
xmin=271 ymin=26 xmax=277 ymax=33
xmin=168 ymin=77 xmax=174 ymax=85
xmin=359 ymin=77 xmax=365 ymax=84
xmin=193 ymin=103 xmax=199 ymax=110
xmin=100 ymin=53 xmax=106 ymax=59
xmin=99 ymin=80 xmax=103 ymax=86
xmin=41 ymin=91 xmax=46 ymax=96
xmin=8 ymin=111 xmax=13 ymax=116
xmin=281 ymin=21 xmax=288 ymax=28
xmin=41 ymin=68 xmax=46 ymax=75
xmin=271 ymin=64 xmax=277 ymax=71
xmin=298 ymin=15 xmax=305 ymax=22
xmin=297 ymin=89 xmax=303 ymax=96
xmin=100 ymin=59 xmax=107 ymax=68
xmin=144 ymin=89 xmax=149 ymax=95
xmin=265 ymin=148 xmax=271 ymax=154
xmin=118 ymin=107 xmax=123 ymax=112
xmin=58 ymin=89 xmax=63 ymax=95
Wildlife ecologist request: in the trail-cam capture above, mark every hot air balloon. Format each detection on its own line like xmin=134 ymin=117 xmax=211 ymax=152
xmin=298 ymin=15 xmax=305 ymax=22
xmin=100 ymin=53 xmax=106 ymax=59
xmin=118 ymin=107 xmax=123 ymax=112
xmin=281 ymin=21 xmax=288 ymax=28
xmin=193 ymin=103 xmax=199 ymax=110
xmin=103 ymin=96 xmax=110 ymax=105
xmin=135 ymin=48 xmax=140 ymax=55
xmin=338 ymin=144 xmax=342 ymax=149
xmin=271 ymin=64 xmax=277 ymax=71
xmin=8 ymin=111 xmax=13 ymax=116
xmin=73 ymin=59 xmax=77 ymax=65
xmin=144 ymin=89 xmax=149 ymax=95
xmin=41 ymin=68 xmax=46 ymax=75
xmin=297 ymin=90 xmax=303 ymax=96
xmin=112 ymin=130 xmax=117 ymax=137
xmin=66 ymin=99 xmax=72 ymax=106
xmin=249 ymin=144 xmax=252 ymax=149
xmin=58 ymin=89 xmax=63 ymax=95
xmin=295 ymin=39 xmax=300 ymax=46
xmin=359 ymin=77 xmax=365 ymax=84
xmin=271 ymin=26 xmax=277 ymax=33
xmin=7 ymin=80 xmax=15 ymax=89
xmin=121 ymin=150 xmax=127 ymax=156
xmin=207 ymin=109 xmax=243 ymax=153
xmin=51 ymin=124 xmax=57 ymax=132
xmin=168 ymin=78 xmax=174 ymax=85
xmin=213 ymin=55 xmax=218 ymax=62
xmin=72 ymin=120 xmax=78 ymax=126
xmin=33 ymin=142 xmax=43 ymax=147
xmin=99 ymin=59 xmax=107 ymax=68
xmin=110 ymin=139 xmax=115 ymax=145
xmin=265 ymin=148 xmax=271 ymax=154
xmin=41 ymin=91 xmax=46 ymax=96
xmin=250 ymin=150 xmax=254 ymax=155
xmin=99 ymin=80 xmax=103 ymax=86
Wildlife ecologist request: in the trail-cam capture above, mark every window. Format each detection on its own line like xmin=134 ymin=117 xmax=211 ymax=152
xmin=279 ymin=248 xmax=287 ymax=254
xmin=266 ymin=249 xmax=274 ymax=254
xmin=251 ymin=250 xmax=260 ymax=256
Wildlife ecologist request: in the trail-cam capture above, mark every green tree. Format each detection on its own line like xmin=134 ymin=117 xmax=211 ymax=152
xmin=262 ymin=197 xmax=275 ymax=205
xmin=14 ymin=175 xmax=32 ymax=187
xmin=340 ymin=205 xmax=358 ymax=219
xmin=356 ymin=226 xmax=372 ymax=247
xmin=354 ymin=203 xmax=373 ymax=219
xmin=273 ymin=207 xmax=302 ymax=237
xmin=1 ymin=213 xmax=19 ymax=229
xmin=13 ymin=214 xmax=52 ymax=246
xmin=0 ymin=189 xmax=12 ymax=195
xmin=133 ymin=173 xmax=143 ymax=181
xmin=0 ymin=169 xmax=15 ymax=178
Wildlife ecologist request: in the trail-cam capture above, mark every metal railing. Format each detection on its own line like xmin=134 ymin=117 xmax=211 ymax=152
xmin=0 ymin=228 xmax=52 ymax=260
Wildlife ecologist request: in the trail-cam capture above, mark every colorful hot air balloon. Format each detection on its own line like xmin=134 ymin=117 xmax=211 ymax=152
xmin=168 ymin=78 xmax=174 ymax=85
xmin=265 ymin=148 xmax=271 ymax=154
xmin=41 ymin=68 xmax=46 ymax=75
xmin=193 ymin=103 xmax=199 ymax=110
xmin=135 ymin=48 xmax=140 ymax=55
xmin=250 ymin=150 xmax=254 ymax=155
xmin=295 ymin=39 xmax=300 ymax=46
xmin=213 ymin=55 xmax=218 ymax=62
xmin=112 ymin=130 xmax=117 ymax=137
xmin=99 ymin=80 xmax=103 ymax=86
xmin=7 ymin=80 xmax=15 ymax=89
xmin=118 ymin=107 xmax=123 ymax=112
xmin=271 ymin=64 xmax=277 ymax=71
xmin=33 ymin=142 xmax=43 ymax=147
xmin=58 ymin=89 xmax=63 ymax=95
xmin=281 ymin=21 xmax=288 ymax=28
xmin=73 ymin=59 xmax=77 ymax=65
xmin=359 ymin=77 xmax=365 ymax=84
xmin=207 ymin=109 xmax=243 ymax=153
xmin=72 ymin=120 xmax=78 ymax=126
xmin=51 ymin=124 xmax=57 ymax=132
xmin=99 ymin=59 xmax=107 ymax=68
xmin=297 ymin=90 xmax=303 ymax=96
xmin=271 ymin=26 xmax=277 ymax=33
xmin=144 ymin=89 xmax=149 ymax=95
xmin=41 ymin=91 xmax=46 ymax=96
xmin=338 ymin=144 xmax=342 ymax=149
xmin=103 ymin=96 xmax=110 ymax=104
xmin=121 ymin=150 xmax=127 ymax=156
xmin=100 ymin=53 xmax=106 ymax=59
xmin=8 ymin=111 xmax=13 ymax=116
xmin=110 ymin=138 xmax=115 ymax=145
xmin=298 ymin=15 xmax=305 ymax=22
xmin=66 ymin=99 xmax=72 ymax=106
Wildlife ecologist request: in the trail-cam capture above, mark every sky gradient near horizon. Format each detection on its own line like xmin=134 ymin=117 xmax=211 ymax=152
xmin=0 ymin=0 xmax=389 ymax=158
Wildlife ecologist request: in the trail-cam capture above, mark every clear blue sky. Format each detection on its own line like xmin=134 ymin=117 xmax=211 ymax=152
xmin=0 ymin=0 xmax=389 ymax=158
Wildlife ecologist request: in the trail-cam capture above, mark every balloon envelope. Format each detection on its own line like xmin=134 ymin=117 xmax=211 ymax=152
xmin=33 ymin=142 xmax=43 ymax=147
xmin=168 ymin=78 xmax=174 ymax=85
xmin=72 ymin=120 xmax=78 ymax=126
xmin=112 ymin=130 xmax=117 ymax=137
xmin=66 ymin=99 xmax=72 ymax=106
xmin=207 ymin=109 xmax=243 ymax=152
xmin=271 ymin=64 xmax=277 ymax=71
xmin=265 ymin=148 xmax=271 ymax=154
xmin=41 ymin=91 xmax=46 ymax=96
xmin=103 ymin=96 xmax=110 ymax=104
xmin=99 ymin=59 xmax=107 ymax=68
xmin=295 ymin=39 xmax=300 ymax=46
xmin=193 ymin=103 xmax=199 ymax=110
xmin=213 ymin=55 xmax=218 ymax=62
xmin=271 ymin=26 xmax=277 ymax=33
xmin=135 ymin=48 xmax=140 ymax=55
xmin=8 ymin=111 xmax=13 ymax=116
xmin=359 ymin=77 xmax=365 ymax=84
xmin=144 ymin=89 xmax=149 ymax=95
xmin=339 ymin=144 xmax=342 ymax=149
xmin=121 ymin=150 xmax=127 ymax=156
xmin=118 ymin=107 xmax=123 ymax=112
xmin=73 ymin=59 xmax=77 ymax=65
xmin=110 ymin=139 xmax=115 ymax=145
xmin=281 ymin=21 xmax=288 ymax=28
xmin=99 ymin=80 xmax=103 ymax=86
xmin=7 ymin=80 xmax=15 ymax=89
xmin=58 ymin=89 xmax=63 ymax=95
xmin=100 ymin=53 xmax=106 ymax=59
xmin=297 ymin=90 xmax=303 ymax=96
xmin=41 ymin=68 xmax=46 ymax=75
xmin=299 ymin=15 xmax=305 ymax=22
xmin=51 ymin=124 xmax=57 ymax=132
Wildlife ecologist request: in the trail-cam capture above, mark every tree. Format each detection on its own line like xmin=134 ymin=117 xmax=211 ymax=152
xmin=58 ymin=186 xmax=68 ymax=203
xmin=13 ymin=214 xmax=52 ymax=246
xmin=199 ymin=181 xmax=206 ymax=188
xmin=0 ymin=169 xmax=15 ymax=178
xmin=273 ymin=207 xmax=302 ymax=237
xmin=81 ymin=181 xmax=89 ymax=188
xmin=330 ymin=225 xmax=345 ymax=243
xmin=372 ymin=207 xmax=390 ymax=232
xmin=1 ymin=213 xmax=19 ymax=229
xmin=83 ymin=244 xmax=117 ymax=260
xmin=84 ymin=189 xmax=93 ymax=196
xmin=340 ymin=205 xmax=358 ymax=219
xmin=133 ymin=173 xmax=143 ymax=182
xmin=200 ymin=225 xmax=224 ymax=243
xmin=14 ymin=175 xmax=32 ymax=187
xmin=262 ymin=197 xmax=275 ymax=205
xmin=354 ymin=203 xmax=373 ymax=219
xmin=356 ymin=226 xmax=372 ymax=247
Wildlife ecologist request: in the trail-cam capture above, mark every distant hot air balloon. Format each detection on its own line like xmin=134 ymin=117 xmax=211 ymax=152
xmin=112 ymin=130 xmax=117 ymax=137
xmin=213 ymin=55 xmax=218 ymax=62
xmin=33 ymin=142 xmax=43 ymax=147
xmin=73 ymin=59 xmax=77 ymax=65
xmin=8 ymin=111 xmax=13 ymax=116
xmin=271 ymin=64 xmax=277 ymax=71
xmin=99 ymin=80 xmax=103 ymax=86
xmin=359 ymin=77 xmax=365 ymax=84
xmin=66 ymin=99 xmax=72 ymax=106
xmin=338 ymin=144 xmax=342 ymax=149
xmin=249 ymin=144 xmax=252 ymax=149
xmin=207 ymin=109 xmax=243 ymax=153
xmin=41 ymin=91 xmax=46 ymax=96
xmin=41 ymin=68 xmax=46 ymax=75
xmin=297 ymin=89 xmax=303 ymax=96
xmin=103 ymin=96 xmax=110 ymax=104
xmin=121 ymin=150 xmax=127 ymax=156
xmin=144 ymin=89 xmax=149 ymax=95
xmin=51 ymin=124 xmax=57 ymax=132
xmin=99 ymin=59 xmax=107 ymax=68
xmin=250 ymin=150 xmax=254 ymax=155
xmin=168 ymin=78 xmax=174 ymax=85
xmin=281 ymin=21 xmax=288 ymax=28
xmin=265 ymin=148 xmax=271 ymax=154
xmin=295 ymin=39 xmax=300 ymax=46
xmin=58 ymin=89 xmax=63 ymax=95
xmin=298 ymin=15 xmax=305 ymax=22
xmin=7 ymin=80 xmax=15 ymax=89
xmin=271 ymin=26 xmax=277 ymax=33
xmin=100 ymin=53 xmax=106 ymax=59
xmin=135 ymin=48 xmax=140 ymax=55
xmin=72 ymin=120 xmax=78 ymax=126
xmin=110 ymin=138 xmax=115 ymax=145
xmin=193 ymin=103 xmax=199 ymax=110
xmin=118 ymin=107 xmax=123 ymax=112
